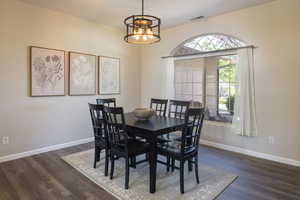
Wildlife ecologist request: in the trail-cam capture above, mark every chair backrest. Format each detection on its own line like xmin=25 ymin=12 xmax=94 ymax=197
xmin=150 ymin=98 xmax=168 ymax=117
xmin=168 ymin=100 xmax=190 ymax=119
xmin=96 ymin=98 xmax=116 ymax=107
xmin=181 ymin=108 xmax=205 ymax=155
xmin=88 ymin=103 xmax=108 ymax=145
xmin=103 ymin=106 xmax=129 ymax=153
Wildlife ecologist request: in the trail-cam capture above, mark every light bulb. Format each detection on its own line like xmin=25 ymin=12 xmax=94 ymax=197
xmin=143 ymin=35 xmax=147 ymax=41
xmin=138 ymin=28 xmax=143 ymax=34
xmin=146 ymin=28 xmax=153 ymax=35
xmin=134 ymin=35 xmax=140 ymax=40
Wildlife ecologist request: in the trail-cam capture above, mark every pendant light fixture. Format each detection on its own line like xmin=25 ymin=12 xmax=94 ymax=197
xmin=124 ymin=0 xmax=161 ymax=44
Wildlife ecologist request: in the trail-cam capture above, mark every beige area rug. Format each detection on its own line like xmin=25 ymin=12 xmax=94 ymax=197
xmin=62 ymin=150 xmax=237 ymax=200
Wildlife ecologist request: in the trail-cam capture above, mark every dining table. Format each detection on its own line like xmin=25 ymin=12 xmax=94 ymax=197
xmin=124 ymin=112 xmax=186 ymax=193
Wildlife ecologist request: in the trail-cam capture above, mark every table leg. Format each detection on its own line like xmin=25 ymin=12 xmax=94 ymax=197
xmin=149 ymin=137 xmax=157 ymax=193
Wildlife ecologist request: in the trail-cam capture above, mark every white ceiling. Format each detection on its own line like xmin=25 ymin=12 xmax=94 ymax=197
xmin=19 ymin=0 xmax=274 ymax=29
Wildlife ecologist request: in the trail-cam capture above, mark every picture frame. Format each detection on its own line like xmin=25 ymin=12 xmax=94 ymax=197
xmin=30 ymin=46 xmax=66 ymax=97
xmin=69 ymin=51 xmax=97 ymax=96
xmin=99 ymin=56 xmax=120 ymax=95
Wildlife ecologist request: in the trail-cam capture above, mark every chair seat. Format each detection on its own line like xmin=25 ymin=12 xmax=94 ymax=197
xmin=112 ymin=139 xmax=150 ymax=156
xmin=157 ymin=140 xmax=196 ymax=158
xmin=157 ymin=131 xmax=182 ymax=143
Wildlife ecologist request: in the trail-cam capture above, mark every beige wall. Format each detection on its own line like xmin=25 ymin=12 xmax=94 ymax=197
xmin=0 ymin=0 xmax=141 ymax=157
xmin=141 ymin=0 xmax=300 ymax=161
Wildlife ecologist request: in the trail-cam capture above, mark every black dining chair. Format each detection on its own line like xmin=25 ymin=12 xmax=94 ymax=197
xmin=168 ymin=100 xmax=190 ymax=119
xmin=103 ymin=106 xmax=150 ymax=189
xmin=150 ymin=98 xmax=168 ymax=117
xmin=96 ymin=98 xmax=116 ymax=107
xmin=157 ymin=108 xmax=205 ymax=194
xmin=88 ymin=103 xmax=110 ymax=176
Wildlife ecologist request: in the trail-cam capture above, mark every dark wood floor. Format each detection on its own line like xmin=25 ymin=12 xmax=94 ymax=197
xmin=0 ymin=143 xmax=299 ymax=200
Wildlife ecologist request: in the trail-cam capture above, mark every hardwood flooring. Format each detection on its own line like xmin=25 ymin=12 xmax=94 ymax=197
xmin=0 ymin=143 xmax=299 ymax=200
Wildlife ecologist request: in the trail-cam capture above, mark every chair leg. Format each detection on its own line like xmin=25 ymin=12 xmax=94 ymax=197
xmin=194 ymin=155 xmax=199 ymax=184
xmin=93 ymin=148 xmax=97 ymax=168
xmin=125 ymin=157 xmax=130 ymax=189
xmin=130 ymin=156 xmax=136 ymax=168
xmin=104 ymin=149 xmax=109 ymax=176
xmin=97 ymin=149 xmax=102 ymax=162
xmin=94 ymin=148 xmax=101 ymax=169
xmin=180 ymin=160 xmax=185 ymax=194
xmin=110 ymin=153 xmax=115 ymax=180
xmin=166 ymin=156 xmax=170 ymax=172
xmin=188 ymin=159 xmax=193 ymax=172
xmin=171 ymin=158 xmax=175 ymax=172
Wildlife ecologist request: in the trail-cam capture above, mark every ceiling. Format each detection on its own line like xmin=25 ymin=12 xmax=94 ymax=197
xmin=19 ymin=0 xmax=274 ymax=29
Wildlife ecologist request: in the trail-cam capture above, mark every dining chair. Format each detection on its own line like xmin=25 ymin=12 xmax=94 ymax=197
xmin=168 ymin=100 xmax=191 ymax=119
xmin=88 ymin=103 xmax=110 ymax=176
xmin=150 ymin=98 xmax=168 ymax=117
xmin=103 ymin=106 xmax=150 ymax=189
xmin=167 ymin=100 xmax=193 ymax=170
xmin=96 ymin=98 xmax=116 ymax=107
xmin=157 ymin=107 xmax=205 ymax=194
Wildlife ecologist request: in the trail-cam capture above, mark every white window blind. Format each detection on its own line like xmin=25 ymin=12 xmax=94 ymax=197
xmin=174 ymin=58 xmax=204 ymax=104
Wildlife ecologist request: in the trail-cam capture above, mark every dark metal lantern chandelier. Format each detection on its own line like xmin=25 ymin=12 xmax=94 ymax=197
xmin=124 ymin=0 xmax=161 ymax=44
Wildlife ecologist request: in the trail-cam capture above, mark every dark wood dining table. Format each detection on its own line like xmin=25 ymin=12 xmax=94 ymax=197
xmin=124 ymin=112 xmax=186 ymax=193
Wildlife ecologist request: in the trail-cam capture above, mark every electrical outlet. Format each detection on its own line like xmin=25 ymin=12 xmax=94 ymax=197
xmin=2 ymin=136 xmax=9 ymax=145
xmin=268 ymin=136 xmax=274 ymax=144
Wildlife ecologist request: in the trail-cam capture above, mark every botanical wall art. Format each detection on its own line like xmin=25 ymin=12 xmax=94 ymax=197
xmin=30 ymin=46 xmax=65 ymax=96
xmin=69 ymin=52 xmax=97 ymax=95
xmin=99 ymin=56 xmax=120 ymax=95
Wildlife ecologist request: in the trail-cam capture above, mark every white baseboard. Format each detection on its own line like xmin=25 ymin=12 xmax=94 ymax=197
xmin=1 ymin=137 xmax=299 ymax=167
xmin=200 ymin=139 xmax=300 ymax=167
xmin=0 ymin=137 xmax=94 ymax=163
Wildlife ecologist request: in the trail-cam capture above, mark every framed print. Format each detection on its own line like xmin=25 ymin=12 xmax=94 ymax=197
xmin=69 ymin=52 xmax=97 ymax=96
xmin=30 ymin=46 xmax=65 ymax=97
xmin=99 ymin=56 xmax=120 ymax=95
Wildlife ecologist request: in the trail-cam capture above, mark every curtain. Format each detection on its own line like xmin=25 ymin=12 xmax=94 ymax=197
xmin=232 ymin=48 xmax=258 ymax=136
xmin=164 ymin=57 xmax=175 ymax=99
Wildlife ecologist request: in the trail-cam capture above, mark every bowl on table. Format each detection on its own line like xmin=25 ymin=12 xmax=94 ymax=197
xmin=133 ymin=108 xmax=156 ymax=120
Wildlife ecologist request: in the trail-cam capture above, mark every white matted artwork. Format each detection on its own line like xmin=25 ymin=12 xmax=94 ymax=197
xmin=69 ymin=52 xmax=97 ymax=96
xmin=99 ymin=56 xmax=120 ymax=95
xmin=30 ymin=46 xmax=65 ymax=96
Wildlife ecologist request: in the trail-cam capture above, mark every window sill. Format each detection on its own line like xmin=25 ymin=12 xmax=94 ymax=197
xmin=204 ymin=120 xmax=232 ymax=128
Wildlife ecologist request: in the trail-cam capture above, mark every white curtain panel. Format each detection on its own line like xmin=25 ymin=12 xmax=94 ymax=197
xmin=232 ymin=48 xmax=258 ymax=137
xmin=164 ymin=57 xmax=175 ymax=99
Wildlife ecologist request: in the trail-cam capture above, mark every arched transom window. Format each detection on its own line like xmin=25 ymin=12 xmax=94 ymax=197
xmin=173 ymin=33 xmax=246 ymax=56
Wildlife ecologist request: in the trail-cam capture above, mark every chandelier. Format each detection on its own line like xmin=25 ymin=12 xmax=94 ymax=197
xmin=124 ymin=0 xmax=161 ymax=44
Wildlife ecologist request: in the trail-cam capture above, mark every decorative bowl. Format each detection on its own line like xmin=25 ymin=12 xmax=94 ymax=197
xmin=133 ymin=108 xmax=156 ymax=120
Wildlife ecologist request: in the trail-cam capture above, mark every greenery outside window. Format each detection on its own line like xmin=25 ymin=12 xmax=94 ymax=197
xmin=217 ymin=55 xmax=237 ymax=122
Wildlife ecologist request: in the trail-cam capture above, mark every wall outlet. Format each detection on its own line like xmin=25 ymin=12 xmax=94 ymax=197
xmin=2 ymin=136 xmax=9 ymax=145
xmin=268 ymin=136 xmax=275 ymax=144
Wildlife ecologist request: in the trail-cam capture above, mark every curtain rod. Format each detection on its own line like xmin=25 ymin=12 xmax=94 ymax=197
xmin=161 ymin=45 xmax=257 ymax=59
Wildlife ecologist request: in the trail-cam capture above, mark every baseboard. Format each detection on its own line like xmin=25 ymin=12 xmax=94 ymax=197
xmin=0 ymin=137 xmax=94 ymax=163
xmin=200 ymin=139 xmax=300 ymax=167
xmin=1 ymin=137 xmax=299 ymax=167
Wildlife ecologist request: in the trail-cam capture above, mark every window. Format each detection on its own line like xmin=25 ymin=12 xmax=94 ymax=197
xmin=217 ymin=55 xmax=237 ymax=122
xmin=174 ymin=59 xmax=204 ymax=106
xmin=173 ymin=33 xmax=246 ymax=56
xmin=172 ymin=34 xmax=246 ymax=123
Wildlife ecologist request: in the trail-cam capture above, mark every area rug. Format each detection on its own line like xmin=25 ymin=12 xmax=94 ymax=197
xmin=62 ymin=150 xmax=237 ymax=200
